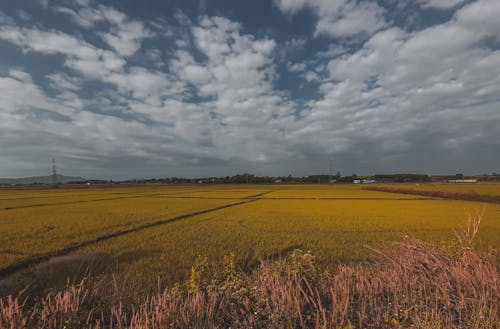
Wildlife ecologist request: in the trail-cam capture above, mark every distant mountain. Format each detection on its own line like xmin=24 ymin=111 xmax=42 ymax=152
xmin=0 ymin=174 xmax=85 ymax=185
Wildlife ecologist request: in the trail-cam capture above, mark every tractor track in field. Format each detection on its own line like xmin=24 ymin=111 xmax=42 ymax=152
xmin=0 ymin=196 xmax=267 ymax=279
xmin=250 ymin=197 xmax=438 ymax=200
xmin=150 ymin=196 xmax=438 ymax=201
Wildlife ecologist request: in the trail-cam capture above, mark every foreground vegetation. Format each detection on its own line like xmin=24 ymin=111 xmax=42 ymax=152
xmin=1 ymin=219 xmax=497 ymax=329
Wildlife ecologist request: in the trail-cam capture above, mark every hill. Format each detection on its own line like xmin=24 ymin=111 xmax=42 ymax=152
xmin=0 ymin=174 xmax=85 ymax=185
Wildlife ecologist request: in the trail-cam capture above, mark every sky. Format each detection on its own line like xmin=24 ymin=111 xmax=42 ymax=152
xmin=0 ymin=0 xmax=499 ymax=179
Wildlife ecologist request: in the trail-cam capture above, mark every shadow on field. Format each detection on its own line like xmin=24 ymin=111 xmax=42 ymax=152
xmin=114 ymin=248 xmax=163 ymax=264
xmin=0 ymin=253 xmax=114 ymax=299
xmin=241 ymin=245 xmax=303 ymax=271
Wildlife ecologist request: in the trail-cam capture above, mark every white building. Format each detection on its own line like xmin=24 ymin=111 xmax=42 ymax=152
xmin=447 ymin=179 xmax=477 ymax=183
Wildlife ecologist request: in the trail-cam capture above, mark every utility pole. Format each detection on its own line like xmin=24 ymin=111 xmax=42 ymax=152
xmin=52 ymin=158 xmax=58 ymax=186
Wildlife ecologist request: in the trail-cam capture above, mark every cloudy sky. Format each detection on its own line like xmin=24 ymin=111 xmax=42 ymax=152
xmin=0 ymin=0 xmax=499 ymax=179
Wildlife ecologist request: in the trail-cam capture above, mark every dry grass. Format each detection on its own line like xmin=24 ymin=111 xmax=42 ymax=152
xmin=1 ymin=218 xmax=498 ymax=329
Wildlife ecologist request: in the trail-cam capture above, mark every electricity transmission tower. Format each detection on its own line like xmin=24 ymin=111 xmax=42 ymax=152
xmin=52 ymin=158 xmax=58 ymax=186
xmin=328 ymin=154 xmax=335 ymax=184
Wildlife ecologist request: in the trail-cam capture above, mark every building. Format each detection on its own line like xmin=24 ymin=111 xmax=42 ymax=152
xmin=447 ymin=179 xmax=477 ymax=183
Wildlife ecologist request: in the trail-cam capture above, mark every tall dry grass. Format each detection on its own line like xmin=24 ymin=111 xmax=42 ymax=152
xmin=1 ymin=217 xmax=498 ymax=329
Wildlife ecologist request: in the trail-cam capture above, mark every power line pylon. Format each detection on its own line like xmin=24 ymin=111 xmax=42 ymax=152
xmin=52 ymin=158 xmax=58 ymax=186
xmin=328 ymin=154 xmax=335 ymax=184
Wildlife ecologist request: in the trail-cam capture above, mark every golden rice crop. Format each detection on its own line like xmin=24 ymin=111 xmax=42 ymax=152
xmin=1 ymin=184 xmax=499 ymax=301
xmin=75 ymin=191 xmax=499 ymax=297
xmin=378 ymin=182 xmax=500 ymax=196
xmin=0 ymin=187 xmax=239 ymax=270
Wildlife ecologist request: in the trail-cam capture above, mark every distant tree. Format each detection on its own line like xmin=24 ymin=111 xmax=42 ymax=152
xmin=455 ymin=173 xmax=464 ymax=179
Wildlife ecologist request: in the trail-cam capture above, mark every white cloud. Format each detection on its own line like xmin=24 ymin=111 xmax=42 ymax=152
xmin=97 ymin=6 xmax=152 ymax=56
xmin=182 ymin=65 xmax=212 ymax=84
xmin=1 ymin=1 xmax=500 ymax=177
xmin=314 ymin=1 xmax=386 ymax=37
xmin=288 ymin=62 xmax=307 ymax=73
xmin=0 ymin=69 xmax=66 ymax=115
xmin=0 ymin=24 xmax=130 ymax=83
xmin=47 ymin=72 xmax=82 ymax=92
xmin=53 ymin=6 xmax=102 ymax=28
xmin=0 ymin=12 xmax=297 ymax=173
xmin=167 ymin=16 xmax=295 ymax=162
xmin=0 ymin=21 xmax=178 ymax=108
xmin=275 ymin=0 xmax=386 ymax=37
xmin=55 ymin=3 xmax=153 ymax=56
xmin=294 ymin=0 xmax=500 ymax=159
xmin=274 ymin=0 xmax=310 ymax=13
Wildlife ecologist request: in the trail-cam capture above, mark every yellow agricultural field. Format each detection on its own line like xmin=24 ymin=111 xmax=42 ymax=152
xmin=76 ymin=197 xmax=499 ymax=290
xmin=0 ymin=184 xmax=499 ymax=298
xmin=378 ymin=182 xmax=500 ymax=196
xmin=263 ymin=185 xmax=426 ymax=199
xmin=0 ymin=186 xmax=199 ymax=209
xmin=0 ymin=192 xmax=239 ymax=269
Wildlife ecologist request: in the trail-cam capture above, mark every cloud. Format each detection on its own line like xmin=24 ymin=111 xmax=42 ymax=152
xmin=288 ymin=62 xmax=307 ymax=73
xmin=314 ymin=1 xmax=386 ymax=37
xmin=53 ymin=6 xmax=102 ymax=28
xmin=97 ymin=6 xmax=153 ymax=56
xmin=168 ymin=16 xmax=295 ymax=162
xmin=38 ymin=0 xmax=49 ymax=9
xmin=0 ymin=11 xmax=296 ymax=176
xmin=0 ymin=68 xmax=193 ymax=177
xmin=0 ymin=23 xmax=125 ymax=72
xmin=55 ymin=3 xmax=153 ymax=56
xmin=0 ymin=69 xmax=74 ymax=117
xmin=292 ymin=0 xmax=500 ymax=162
xmin=0 ymin=18 xmax=176 ymax=107
xmin=47 ymin=72 xmax=82 ymax=92
xmin=0 ymin=0 xmax=499 ymax=177
xmin=275 ymin=0 xmax=386 ymax=37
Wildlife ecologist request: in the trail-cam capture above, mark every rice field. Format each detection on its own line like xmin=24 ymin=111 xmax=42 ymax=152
xmin=1 ymin=183 xmax=499 ymax=296
xmin=377 ymin=182 xmax=500 ymax=196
